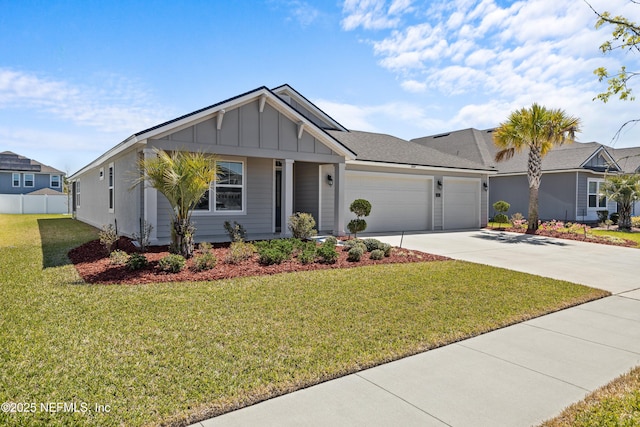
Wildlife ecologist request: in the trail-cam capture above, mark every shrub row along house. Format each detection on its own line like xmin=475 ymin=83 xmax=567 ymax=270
xmin=414 ymin=129 xmax=640 ymax=222
xmin=68 ymin=85 xmax=495 ymax=243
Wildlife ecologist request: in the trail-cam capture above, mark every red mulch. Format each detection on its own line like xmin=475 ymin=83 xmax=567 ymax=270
xmin=489 ymin=227 xmax=638 ymax=247
xmin=68 ymin=237 xmax=450 ymax=285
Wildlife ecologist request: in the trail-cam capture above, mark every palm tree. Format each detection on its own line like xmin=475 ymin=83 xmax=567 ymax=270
xmin=493 ymin=104 xmax=581 ymax=232
xmin=601 ymin=174 xmax=640 ymax=231
xmin=135 ymin=149 xmax=218 ymax=258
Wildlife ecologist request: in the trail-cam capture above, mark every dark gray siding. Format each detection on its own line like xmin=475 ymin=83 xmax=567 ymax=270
xmin=294 ymin=162 xmax=319 ymax=223
xmin=0 ymin=172 xmax=62 ymax=195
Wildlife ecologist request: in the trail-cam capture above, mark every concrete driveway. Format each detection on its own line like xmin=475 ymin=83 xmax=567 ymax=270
xmin=371 ymin=229 xmax=640 ymax=296
xmin=192 ymin=230 xmax=640 ymax=427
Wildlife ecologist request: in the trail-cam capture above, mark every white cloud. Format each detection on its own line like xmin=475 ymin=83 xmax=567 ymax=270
xmin=341 ymin=0 xmax=413 ymax=30
xmin=0 ymin=68 xmax=170 ymax=134
xmin=401 ymin=79 xmax=427 ymax=92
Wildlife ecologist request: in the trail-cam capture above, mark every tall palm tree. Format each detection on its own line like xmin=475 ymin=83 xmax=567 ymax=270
xmin=135 ymin=149 xmax=218 ymax=258
xmin=493 ymin=104 xmax=581 ymax=232
xmin=601 ymin=174 xmax=640 ymax=231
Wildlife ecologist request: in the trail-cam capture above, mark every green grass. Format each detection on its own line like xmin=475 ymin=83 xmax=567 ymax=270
xmin=541 ymin=366 xmax=640 ymax=426
xmin=0 ymin=214 xmax=608 ymax=426
xmin=592 ymin=229 xmax=640 ymax=247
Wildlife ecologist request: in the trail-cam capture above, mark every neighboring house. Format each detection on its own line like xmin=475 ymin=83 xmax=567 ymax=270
xmin=0 ymin=151 xmax=64 ymax=195
xmin=413 ymin=129 xmax=635 ymax=222
xmin=69 ymin=85 xmax=494 ymax=243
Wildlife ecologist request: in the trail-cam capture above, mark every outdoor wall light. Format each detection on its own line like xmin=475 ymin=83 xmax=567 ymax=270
xmin=437 ymin=180 xmax=442 ymax=189
xmin=483 ymin=182 xmax=488 ymax=191
xmin=327 ymin=174 xmax=333 ymax=186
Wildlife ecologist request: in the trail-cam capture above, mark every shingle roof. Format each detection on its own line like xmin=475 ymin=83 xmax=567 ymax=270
xmin=612 ymin=147 xmax=640 ymax=173
xmin=0 ymin=151 xmax=64 ymax=174
xmin=328 ymin=130 xmax=494 ymax=171
xmin=27 ymin=188 xmax=64 ymax=195
xmin=413 ymin=129 xmax=629 ymax=174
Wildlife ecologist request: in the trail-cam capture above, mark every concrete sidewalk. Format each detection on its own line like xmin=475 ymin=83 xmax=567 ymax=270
xmin=191 ymin=231 xmax=640 ymax=427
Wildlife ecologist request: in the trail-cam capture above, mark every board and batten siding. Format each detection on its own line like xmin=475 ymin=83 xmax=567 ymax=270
xmin=319 ymin=164 xmax=335 ymax=232
xmin=155 ymin=157 xmax=273 ymax=240
xmin=293 ymin=162 xmax=320 ymax=224
xmin=149 ymin=100 xmax=343 ymax=165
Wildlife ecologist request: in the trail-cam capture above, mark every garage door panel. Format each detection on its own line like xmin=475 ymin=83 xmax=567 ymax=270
xmin=443 ymin=179 xmax=480 ymax=229
xmin=346 ymin=172 xmax=432 ymax=232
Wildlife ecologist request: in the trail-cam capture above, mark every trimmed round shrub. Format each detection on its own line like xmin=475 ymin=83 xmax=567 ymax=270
xmin=369 ymin=249 xmax=384 ymax=260
xmin=324 ymin=236 xmax=338 ymax=246
xmin=127 ymin=253 xmax=148 ymax=270
xmin=493 ymin=214 xmax=509 ymax=224
xmin=109 ymin=249 xmax=129 ymax=265
xmin=288 ymin=212 xmax=318 ymax=240
xmin=158 ymin=254 xmax=186 ymax=273
xmin=362 ymin=238 xmax=382 ymax=252
xmin=258 ymin=247 xmax=289 ymax=265
xmin=350 ymin=199 xmax=372 ymax=217
xmin=347 ymin=246 xmax=364 ymax=262
xmin=194 ymin=252 xmax=217 ymax=271
xmin=347 ymin=219 xmax=367 ymax=236
xmin=379 ymin=243 xmax=392 ymax=257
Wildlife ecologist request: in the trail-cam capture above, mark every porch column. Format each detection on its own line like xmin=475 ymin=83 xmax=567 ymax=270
xmin=333 ymin=162 xmax=346 ymax=236
xmin=283 ymin=159 xmax=294 ymax=237
xmin=142 ymin=148 xmax=158 ymax=243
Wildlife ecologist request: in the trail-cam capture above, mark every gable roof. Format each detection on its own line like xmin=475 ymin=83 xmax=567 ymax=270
xmin=328 ymin=130 xmax=495 ymax=171
xmin=413 ymin=128 xmax=628 ymax=175
xmin=71 ymin=85 xmax=357 ymax=178
xmin=612 ymin=147 xmax=640 ymax=173
xmin=0 ymin=151 xmax=64 ymax=174
xmin=272 ymin=84 xmax=348 ymax=132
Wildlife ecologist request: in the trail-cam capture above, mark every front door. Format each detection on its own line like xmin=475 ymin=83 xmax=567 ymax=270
xmin=275 ymin=163 xmax=282 ymax=232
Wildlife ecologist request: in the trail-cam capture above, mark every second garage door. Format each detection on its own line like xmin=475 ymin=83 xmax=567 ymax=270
xmin=443 ymin=178 xmax=480 ymax=229
xmin=345 ymin=171 xmax=432 ymax=232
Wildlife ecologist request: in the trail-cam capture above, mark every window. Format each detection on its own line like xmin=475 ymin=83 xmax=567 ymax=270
xmin=51 ymin=175 xmax=60 ymax=188
xmin=76 ymin=181 xmax=80 ymax=207
xmin=12 ymin=173 xmax=20 ymax=187
xmin=108 ymin=164 xmax=114 ymax=212
xmin=24 ymin=173 xmax=34 ymax=187
xmin=588 ymin=180 xmax=607 ymax=209
xmin=194 ymin=160 xmax=244 ymax=212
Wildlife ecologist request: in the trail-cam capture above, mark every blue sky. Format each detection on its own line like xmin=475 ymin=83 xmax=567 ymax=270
xmin=2 ymin=0 xmax=640 ymax=174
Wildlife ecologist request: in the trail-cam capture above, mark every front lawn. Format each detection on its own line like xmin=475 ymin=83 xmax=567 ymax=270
xmin=591 ymin=229 xmax=640 ymax=247
xmin=0 ymin=215 xmax=608 ymax=427
xmin=541 ymin=366 xmax=640 ymax=426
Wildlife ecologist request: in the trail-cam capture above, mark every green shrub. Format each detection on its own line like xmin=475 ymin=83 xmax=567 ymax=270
xmin=493 ymin=214 xmax=509 ymax=224
xmin=255 ymin=239 xmax=295 ymax=265
xmin=109 ymin=249 xmax=129 ymax=265
xmin=297 ymin=242 xmax=317 ymax=264
xmin=324 ymin=236 xmax=338 ymax=246
xmin=158 ymin=254 xmax=186 ymax=273
xmin=193 ymin=252 xmax=217 ymax=271
xmin=492 ymin=200 xmax=510 ymax=214
xmin=225 ymin=241 xmax=255 ymax=264
xmin=370 ymin=249 xmax=385 ymax=260
xmin=127 ymin=253 xmax=148 ymax=270
xmin=223 ymin=221 xmax=247 ymax=242
xmin=347 ymin=219 xmax=367 ymax=237
xmin=597 ymin=210 xmax=609 ymax=223
xmin=287 ymin=212 xmax=318 ymax=240
xmin=632 ymin=216 xmax=640 ymax=228
xmin=317 ymin=241 xmax=338 ymax=264
xmin=379 ymin=243 xmax=392 ymax=257
xmin=348 ymin=199 xmax=372 ymax=238
xmin=99 ymin=224 xmax=118 ymax=255
xmin=610 ymin=212 xmax=620 ymax=225
xmin=362 ymin=238 xmax=382 ymax=252
xmin=347 ymin=246 xmax=364 ymax=262
xmin=198 ymin=242 xmax=213 ymax=253
xmin=258 ymin=248 xmax=289 ymax=265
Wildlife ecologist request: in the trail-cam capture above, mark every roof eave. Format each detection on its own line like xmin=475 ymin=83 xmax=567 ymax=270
xmin=348 ymin=159 xmax=497 ymax=174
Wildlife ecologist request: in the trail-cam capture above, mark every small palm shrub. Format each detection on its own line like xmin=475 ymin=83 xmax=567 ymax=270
xmin=193 ymin=251 xmax=217 ymax=271
xmin=347 ymin=246 xmax=364 ymax=262
xmin=158 ymin=254 xmax=186 ymax=273
xmin=225 ymin=242 xmax=255 ymax=264
xmin=317 ymin=240 xmax=338 ymax=264
xmin=288 ymin=212 xmax=317 ymax=240
xmin=109 ymin=249 xmax=129 ymax=265
xmin=127 ymin=253 xmax=148 ymax=270
xmin=369 ymin=249 xmax=385 ymax=260
xmin=596 ymin=210 xmax=609 ymax=223
xmin=198 ymin=242 xmax=213 ymax=252
xmin=223 ymin=221 xmax=247 ymax=242
xmin=99 ymin=224 xmax=118 ymax=255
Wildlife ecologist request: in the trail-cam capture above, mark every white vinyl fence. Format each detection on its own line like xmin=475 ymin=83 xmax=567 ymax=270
xmin=0 ymin=194 xmax=69 ymax=214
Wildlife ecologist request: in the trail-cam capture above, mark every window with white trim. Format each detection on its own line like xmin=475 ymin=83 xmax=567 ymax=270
xmin=12 ymin=173 xmax=20 ymax=187
xmin=108 ymin=163 xmax=114 ymax=212
xmin=587 ymin=179 xmax=607 ymax=209
xmin=24 ymin=173 xmax=34 ymax=187
xmin=51 ymin=175 xmax=60 ymax=188
xmin=194 ymin=160 xmax=244 ymax=212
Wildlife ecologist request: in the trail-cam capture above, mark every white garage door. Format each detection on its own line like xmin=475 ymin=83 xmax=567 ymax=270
xmin=443 ymin=178 xmax=480 ymax=229
xmin=345 ymin=171 xmax=432 ymax=232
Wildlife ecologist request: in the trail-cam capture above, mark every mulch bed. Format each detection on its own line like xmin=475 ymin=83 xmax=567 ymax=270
xmin=68 ymin=237 xmax=450 ymax=285
xmin=489 ymin=227 xmax=638 ymax=247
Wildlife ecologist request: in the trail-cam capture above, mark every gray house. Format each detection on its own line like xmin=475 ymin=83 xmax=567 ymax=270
xmin=413 ymin=129 xmax=635 ymax=222
xmin=0 ymin=151 xmax=64 ymax=195
xmin=69 ymin=85 xmax=494 ymax=243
